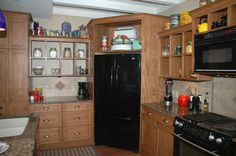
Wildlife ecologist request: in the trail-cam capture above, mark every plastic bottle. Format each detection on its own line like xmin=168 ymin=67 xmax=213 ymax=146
xmin=203 ymin=92 xmax=209 ymax=111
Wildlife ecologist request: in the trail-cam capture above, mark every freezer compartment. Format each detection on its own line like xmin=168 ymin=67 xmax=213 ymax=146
xmin=95 ymin=114 xmax=140 ymax=151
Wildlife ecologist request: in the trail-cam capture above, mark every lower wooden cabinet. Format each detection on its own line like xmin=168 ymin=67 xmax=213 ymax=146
xmin=30 ymin=101 xmax=93 ymax=150
xmin=140 ymin=106 xmax=174 ymax=156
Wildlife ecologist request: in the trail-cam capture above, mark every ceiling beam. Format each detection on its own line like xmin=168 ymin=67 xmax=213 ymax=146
xmin=53 ymin=0 xmax=161 ymax=14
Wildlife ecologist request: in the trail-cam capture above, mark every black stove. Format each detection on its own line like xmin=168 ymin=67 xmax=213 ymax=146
xmin=174 ymin=112 xmax=236 ymax=156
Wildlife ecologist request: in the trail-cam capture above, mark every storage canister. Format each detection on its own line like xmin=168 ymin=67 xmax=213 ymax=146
xmin=170 ymin=14 xmax=180 ymax=28
xmin=180 ymin=12 xmax=192 ymax=25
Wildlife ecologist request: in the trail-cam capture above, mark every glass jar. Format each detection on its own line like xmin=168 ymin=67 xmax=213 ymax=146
xmin=76 ymin=49 xmax=86 ymax=59
xmin=33 ymin=48 xmax=43 ymax=57
xmin=180 ymin=12 xmax=192 ymax=25
xmin=186 ymin=41 xmax=192 ymax=54
xmin=63 ymin=47 xmax=72 ymax=58
xmin=175 ymin=45 xmax=182 ymax=55
xmin=49 ymin=48 xmax=57 ymax=58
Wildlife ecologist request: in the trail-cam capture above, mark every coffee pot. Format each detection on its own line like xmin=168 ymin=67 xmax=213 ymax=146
xmin=189 ymin=95 xmax=201 ymax=112
xmin=77 ymin=82 xmax=89 ymax=100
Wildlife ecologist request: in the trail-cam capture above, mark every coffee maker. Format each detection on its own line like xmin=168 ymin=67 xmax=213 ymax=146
xmin=77 ymin=82 xmax=89 ymax=100
xmin=164 ymin=79 xmax=173 ymax=106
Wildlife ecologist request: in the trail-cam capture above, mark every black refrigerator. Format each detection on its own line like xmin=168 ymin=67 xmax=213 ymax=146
xmin=94 ymin=53 xmax=141 ymax=151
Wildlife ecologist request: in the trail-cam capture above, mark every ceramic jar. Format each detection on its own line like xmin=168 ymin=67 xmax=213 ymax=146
xmin=186 ymin=41 xmax=192 ymax=54
xmin=49 ymin=48 xmax=58 ymax=58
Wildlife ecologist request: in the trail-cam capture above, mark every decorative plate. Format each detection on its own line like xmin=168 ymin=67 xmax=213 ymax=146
xmin=0 ymin=142 xmax=9 ymax=154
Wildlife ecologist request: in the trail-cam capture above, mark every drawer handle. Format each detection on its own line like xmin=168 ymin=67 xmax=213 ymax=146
xmin=74 ymin=106 xmax=80 ymax=109
xmin=74 ymin=132 xmax=80 ymax=135
xmin=43 ymin=107 xmax=49 ymax=110
xmin=74 ymin=117 xmax=80 ymax=120
xmin=44 ymin=135 xmax=50 ymax=138
xmin=43 ymin=119 xmax=50 ymax=122
xmin=163 ymin=119 xmax=169 ymax=123
xmin=147 ymin=112 xmax=152 ymax=116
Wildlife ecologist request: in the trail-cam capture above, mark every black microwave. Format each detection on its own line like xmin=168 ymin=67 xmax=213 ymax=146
xmin=194 ymin=26 xmax=236 ymax=75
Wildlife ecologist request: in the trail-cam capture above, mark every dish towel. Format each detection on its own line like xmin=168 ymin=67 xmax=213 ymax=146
xmin=39 ymin=146 xmax=99 ymax=156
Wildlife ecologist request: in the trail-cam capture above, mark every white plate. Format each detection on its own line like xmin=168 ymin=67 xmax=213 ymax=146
xmin=0 ymin=142 xmax=9 ymax=154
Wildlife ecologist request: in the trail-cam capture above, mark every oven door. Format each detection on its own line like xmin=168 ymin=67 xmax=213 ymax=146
xmin=195 ymin=40 xmax=236 ymax=73
xmin=173 ymin=132 xmax=220 ymax=156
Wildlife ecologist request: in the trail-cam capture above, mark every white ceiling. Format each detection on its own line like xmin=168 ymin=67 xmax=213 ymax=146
xmin=0 ymin=0 xmax=186 ymax=19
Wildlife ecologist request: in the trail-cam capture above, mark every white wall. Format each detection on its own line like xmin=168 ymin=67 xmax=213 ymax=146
xmin=160 ymin=0 xmax=236 ymax=118
xmin=34 ymin=14 xmax=91 ymax=31
xmin=159 ymin=0 xmax=200 ymax=16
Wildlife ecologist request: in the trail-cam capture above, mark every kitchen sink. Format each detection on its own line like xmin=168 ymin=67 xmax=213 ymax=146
xmin=0 ymin=117 xmax=29 ymax=138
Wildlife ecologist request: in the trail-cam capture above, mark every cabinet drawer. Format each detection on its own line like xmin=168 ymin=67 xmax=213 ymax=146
xmin=39 ymin=128 xmax=60 ymax=145
xmin=142 ymin=107 xmax=174 ymax=128
xmin=39 ymin=112 xmax=62 ymax=128
xmin=62 ymin=102 xmax=92 ymax=111
xmin=63 ymin=126 xmax=92 ymax=142
xmin=63 ymin=111 xmax=92 ymax=126
xmin=31 ymin=104 xmax=61 ymax=113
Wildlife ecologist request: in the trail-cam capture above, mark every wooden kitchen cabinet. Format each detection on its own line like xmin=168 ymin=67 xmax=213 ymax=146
xmin=30 ymin=103 xmax=62 ymax=150
xmin=30 ymin=101 xmax=93 ymax=150
xmin=29 ymin=37 xmax=91 ymax=77
xmin=62 ymin=101 xmax=93 ymax=147
xmin=0 ymin=11 xmax=31 ymax=116
xmin=88 ymin=14 xmax=169 ymax=103
xmin=140 ymin=106 xmax=174 ymax=156
xmin=159 ymin=24 xmax=212 ymax=81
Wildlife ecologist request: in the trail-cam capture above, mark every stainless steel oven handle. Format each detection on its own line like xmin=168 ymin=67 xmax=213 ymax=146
xmin=172 ymin=133 xmax=220 ymax=156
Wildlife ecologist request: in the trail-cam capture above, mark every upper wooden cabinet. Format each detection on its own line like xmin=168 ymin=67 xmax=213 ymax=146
xmin=88 ymin=14 xmax=169 ymax=103
xmin=0 ymin=11 xmax=31 ymax=116
xmin=0 ymin=11 xmax=30 ymax=49
xmin=190 ymin=0 xmax=236 ymax=34
xmin=159 ymin=24 xmax=212 ymax=81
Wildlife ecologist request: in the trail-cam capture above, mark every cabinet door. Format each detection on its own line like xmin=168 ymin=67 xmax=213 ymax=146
xmin=140 ymin=115 xmax=157 ymax=156
xmin=8 ymin=14 xmax=28 ymax=49
xmin=0 ymin=49 xmax=9 ymax=116
xmin=156 ymin=126 xmax=174 ymax=156
xmin=9 ymin=49 xmax=28 ymax=115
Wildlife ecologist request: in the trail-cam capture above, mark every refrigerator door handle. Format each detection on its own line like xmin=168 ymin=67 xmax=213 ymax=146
xmin=110 ymin=66 xmax=114 ymax=87
xmin=115 ymin=65 xmax=120 ymax=87
xmin=112 ymin=116 xmax=134 ymax=121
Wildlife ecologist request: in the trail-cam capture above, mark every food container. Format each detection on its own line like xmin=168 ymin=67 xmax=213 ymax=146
xmin=32 ymin=66 xmax=44 ymax=75
xmin=170 ymin=14 xmax=180 ymax=28
xmin=180 ymin=12 xmax=192 ymax=25
xmin=178 ymin=95 xmax=190 ymax=107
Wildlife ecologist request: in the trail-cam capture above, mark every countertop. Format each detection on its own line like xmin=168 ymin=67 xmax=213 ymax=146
xmin=142 ymin=102 xmax=194 ymax=117
xmin=0 ymin=115 xmax=38 ymax=156
xmin=30 ymin=96 xmax=91 ymax=104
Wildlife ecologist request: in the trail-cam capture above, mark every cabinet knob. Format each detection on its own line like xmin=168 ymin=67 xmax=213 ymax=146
xmin=74 ymin=132 xmax=80 ymax=135
xmin=74 ymin=106 xmax=80 ymax=109
xmin=74 ymin=117 xmax=80 ymax=120
xmin=163 ymin=119 xmax=169 ymax=123
xmin=43 ymin=107 xmax=49 ymax=110
xmin=147 ymin=112 xmax=152 ymax=116
xmin=43 ymin=119 xmax=50 ymax=122
xmin=44 ymin=135 xmax=50 ymax=138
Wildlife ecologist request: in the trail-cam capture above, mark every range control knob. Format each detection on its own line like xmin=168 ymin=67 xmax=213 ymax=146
xmin=208 ymin=134 xmax=215 ymax=141
xmin=179 ymin=122 xmax=183 ymax=127
xmin=216 ymin=138 xmax=223 ymax=144
xmin=174 ymin=120 xmax=179 ymax=126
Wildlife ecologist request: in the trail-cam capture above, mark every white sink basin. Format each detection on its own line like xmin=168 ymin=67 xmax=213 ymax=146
xmin=0 ymin=117 xmax=29 ymax=138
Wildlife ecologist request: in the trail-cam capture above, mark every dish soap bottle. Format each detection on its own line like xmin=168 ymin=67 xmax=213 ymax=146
xmin=203 ymin=92 xmax=209 ymax=111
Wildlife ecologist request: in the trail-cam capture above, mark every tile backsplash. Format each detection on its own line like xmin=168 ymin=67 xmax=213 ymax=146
xmin=172 ymin=77 xmax=236 ymax=118
xmin=32 ymin=77 xmax=87 ymax=97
